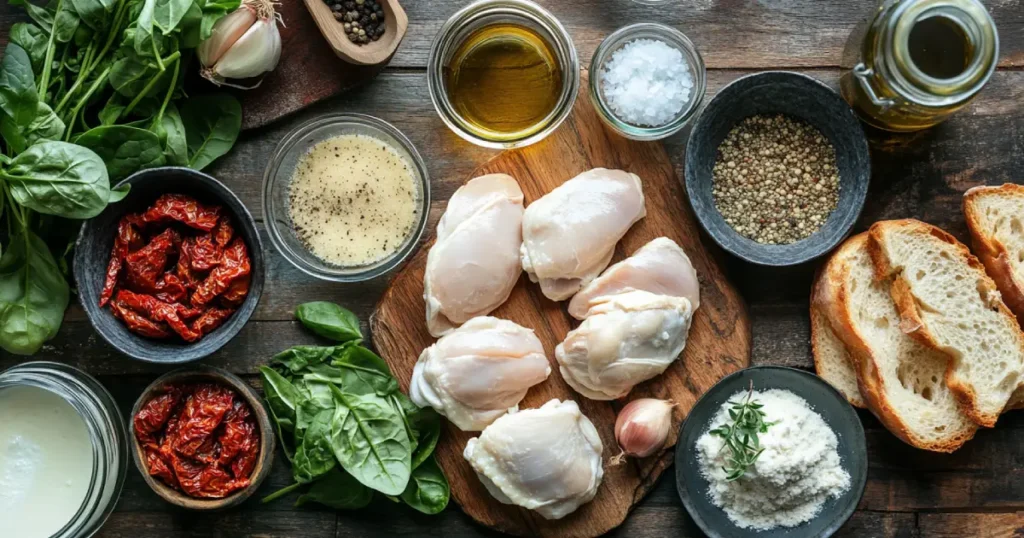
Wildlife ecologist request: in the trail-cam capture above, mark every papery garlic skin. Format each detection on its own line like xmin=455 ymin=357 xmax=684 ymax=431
xmin=615 ymin=398 xmax=675 ymax=458
xmin=198 ymin=0 xmax=282 ymax=88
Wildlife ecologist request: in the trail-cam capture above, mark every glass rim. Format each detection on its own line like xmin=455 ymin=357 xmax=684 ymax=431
xmin=261 ymin=113 xmax=431 ymax=283
xmin=588 ymin=22 xmax=707 ymax=141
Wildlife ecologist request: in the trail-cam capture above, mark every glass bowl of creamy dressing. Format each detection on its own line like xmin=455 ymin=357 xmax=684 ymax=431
xmin=0 ymin=362 xmax=128 ymax=538
xmin=263 ymin=113 xmax=431 ymax=282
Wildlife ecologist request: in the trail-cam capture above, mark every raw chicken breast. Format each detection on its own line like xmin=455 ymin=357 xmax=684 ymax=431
xmin=424 ymin=174 xmax=525 ymax=337
xmin=463 ymin=399 xmax=604 ymax=520
xmin=520 ymin=168 xmax=646 ymax=301
xmin=410 ymin=317 xmax=551 ymax=431
xmin=568 ymin=237 xmax=700 ymax=319
xmin=557 ymin=290 xmax=693 ymax=400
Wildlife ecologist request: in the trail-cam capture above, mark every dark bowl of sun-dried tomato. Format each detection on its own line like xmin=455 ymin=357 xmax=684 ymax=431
xmin=130 ymin=366 xmax=275 ymax=510
xmin=75 ymin=167 xmax=264 ymax=364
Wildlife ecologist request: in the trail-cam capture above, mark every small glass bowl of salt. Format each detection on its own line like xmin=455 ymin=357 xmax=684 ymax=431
xmin=590 ymin=23 xmax=706 ymax=141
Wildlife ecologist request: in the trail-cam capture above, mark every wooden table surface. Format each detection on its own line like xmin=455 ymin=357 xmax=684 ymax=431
xmin=2 ymin=1 xmax=1023 ymax=537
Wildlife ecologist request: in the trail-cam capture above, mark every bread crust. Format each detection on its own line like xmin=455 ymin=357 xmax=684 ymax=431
xmin=822 ymin=233 xmax=974 ymax=452
xmin=810 ymin=258 xmax=865 ymax=408
xmin=867 ymin=219 xmax=1019 ymax=428
xmin=963 ymin=184 xmax=1024 ymax=326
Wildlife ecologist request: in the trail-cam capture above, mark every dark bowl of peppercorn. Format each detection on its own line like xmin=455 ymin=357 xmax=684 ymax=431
xmin=684 ymin=71 xmax=870 ymax=266
xmin=304 ymin=0 xmax=407 ymax=65
xmin=74 ymin=167 xmax=265 ymax=364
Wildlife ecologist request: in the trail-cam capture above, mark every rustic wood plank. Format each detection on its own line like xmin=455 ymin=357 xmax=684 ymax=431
xmin=917 ymin=512 xmax=1024 ymax=538
xmin=96 ymin=511 xmax=338 ymax=538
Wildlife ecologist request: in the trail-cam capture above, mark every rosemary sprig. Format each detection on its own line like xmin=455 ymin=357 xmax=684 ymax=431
xmin=709 ymin=382 xmax=775 ymax=481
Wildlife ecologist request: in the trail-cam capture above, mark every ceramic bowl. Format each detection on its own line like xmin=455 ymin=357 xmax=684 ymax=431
xmin=675 ymin=366 xmax=868 ymax=538
xmin=684 ymin=71 xmax=870 ymax=266
xmin=129 ymin=366 xmax=275 ymax=511
xmin=75 ymin=167 xmax=264 ymax=364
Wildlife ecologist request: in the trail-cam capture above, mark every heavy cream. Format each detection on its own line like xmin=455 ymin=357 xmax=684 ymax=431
xmin=0 ymin=385 xmax=94 ymax=538
xmin=288 ymin=134 xmax=421 ymax=267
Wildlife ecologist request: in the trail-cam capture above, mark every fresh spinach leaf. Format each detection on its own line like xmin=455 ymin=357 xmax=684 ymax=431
xmin=400 ymin=456 xmax=449 ymax=515
xmin=329 ymin=386 xmax=412 ymax=496
xmin=74 ymin=125 xmax=166 ymax=180
xmin=152 ymin=0 xmax=195 ymax=34
xmin=70 ymin=0 xmax=116 ymax=31
xmin=0 ymin=229 xmax=70 ymax=355
xmin=0 ymin=101 xmax=65 ymax=154
xmin=2 ymin=141 xmax=111 ymax=219
xmin=295 ymin=301 xmax=363 ymax=342
xmin=259 ymin=366 xmax=303 ymax=431
xmin=8 ymin=23 xmax=48 ymax=75
xmin=293 ymin=407 xmax=337 ymax=484
xmin=391 ymin=391 xmax=440 ymax=470
xmin=0 ymin=43 xmax=39 ymax=126
xmin=109 ymin=52 xmax=158 ymax=97
xmin=23 ymin=2 xmax=54 ymax=32
xmin=54 ymin=1 xmax=80 ymax=43
xmin=157 ymin=103 xmax=188 ymax=165
xmin=295 ymin=467 xmax=374 ymax=510
xmin=329 ymin=345 xmax=398 ymax=397
xmin=180 ymin=93 xmax=241 ymax=170
xmin=98 ymin=95 xmax=125 ymax=126
xmin=272 ymin=345 xmax=348 ymax=375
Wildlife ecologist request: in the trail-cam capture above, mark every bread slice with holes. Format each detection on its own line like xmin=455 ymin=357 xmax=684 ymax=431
xmin=869 ymin=219 xmax=1024 ymax=427
xmin=811 ymin=265 xmax=865 ymax=408
xmin=817 ymin=233 xmax=976 ymax=451
xmin=963 ymin=183 xmax=1024 ymax=325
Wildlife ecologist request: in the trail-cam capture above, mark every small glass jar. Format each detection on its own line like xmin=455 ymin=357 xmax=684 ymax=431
xmin=840 ymin=0 xmax=998 ymax=132
xmin=589 ymin=23 xmax=706 ymax=141
xmin=0 ymin=362 xmax=127 ymax=538
xmin=427 ymin=0 xmax=580 ymax=149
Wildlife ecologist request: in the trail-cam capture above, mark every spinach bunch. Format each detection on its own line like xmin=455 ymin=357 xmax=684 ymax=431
xmin=260 ymin=302 xmax=450 ymax=515
xmin=0 ymin=0 xmax=245 ymax=354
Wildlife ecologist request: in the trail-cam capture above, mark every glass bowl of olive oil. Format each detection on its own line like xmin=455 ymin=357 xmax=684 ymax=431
xmin=428 ymin=0 xmax=580 ymax=149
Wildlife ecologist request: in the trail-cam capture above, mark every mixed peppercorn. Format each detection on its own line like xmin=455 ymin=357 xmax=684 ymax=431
xmin=325 ymin=0 xmax=386 ymax=45
xmin=135 ymin=382 xmax=260 ymax=499
xmin=100 ymin=194 xmax=251 ymax=342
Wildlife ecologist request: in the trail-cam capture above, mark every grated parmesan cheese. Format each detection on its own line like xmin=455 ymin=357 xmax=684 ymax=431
xmin=696 ymin=389 xmax=851 ymax=530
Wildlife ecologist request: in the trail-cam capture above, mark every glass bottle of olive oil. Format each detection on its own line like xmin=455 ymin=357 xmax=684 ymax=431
xmin=840 ymin=0 xmax=997 ymax=132
xmin=443 ymin=24 xmax=564 ymax=142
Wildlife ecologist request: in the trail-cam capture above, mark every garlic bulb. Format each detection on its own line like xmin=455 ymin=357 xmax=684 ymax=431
xmin=613 ymin=399 xmax=675 ymax=461
xmin=197 ymin=0 xmax=282 ymax=88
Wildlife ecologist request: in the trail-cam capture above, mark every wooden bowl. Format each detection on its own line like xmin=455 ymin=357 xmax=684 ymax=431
xmin=129 ymin=366 xmax=275 ymax=510
xmin=302 ymin=0 xmax=408 ymax=65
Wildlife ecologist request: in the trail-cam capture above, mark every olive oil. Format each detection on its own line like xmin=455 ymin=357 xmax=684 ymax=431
xmin=443 ymin=24 xmax=563 ymax=142
xmin=908 ymin=16 xmax=971 ymax=80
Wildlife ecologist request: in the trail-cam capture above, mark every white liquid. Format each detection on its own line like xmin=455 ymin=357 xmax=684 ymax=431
xmin=0 ymin=386 xmax=94 ymax=538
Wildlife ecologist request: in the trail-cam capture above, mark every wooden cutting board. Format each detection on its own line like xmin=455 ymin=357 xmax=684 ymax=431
xmin=370 ymin=81 xmax=751 ymax=538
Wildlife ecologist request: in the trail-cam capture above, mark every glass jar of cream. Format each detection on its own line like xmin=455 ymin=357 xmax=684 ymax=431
xmin=0 ymin=362 xmax=127 ymax=538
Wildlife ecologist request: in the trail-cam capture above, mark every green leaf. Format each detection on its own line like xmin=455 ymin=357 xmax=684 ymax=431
xmin=259 ymin=366 xmax=303 ymax=431
xmin=272 ymin=345 xmax=343 ymax=375
xmin=0 ymin=101 xmax=65 ymax=154
xmin=330 ymin=345 xmax=398 ymax=397
xmin=400 ymin=456 xmax=449 ymax=514
xmin=152 ymin=0 xmax=195 ymax=34
xmin=391 ymin=391 xmax=440 ymax=470
xmin=109 ymin=52 xmax=158 ymax=97
xmin=180 ymin=93 xmax=241 ymax=170
xmin=293 ymin=407 xmax=337 ymax=484
xmin=2 ymin=141 xmax=112 ymax=219
xmin=22 ymin=2 xmax=53 ymax=32
xmin=157 ymin=103 xmax=188 ymax=165
xmin=70 ymin=0 xmax=116 ymax=31
xmin=0 ymin=229 xmax=70 ymax=355
xmin=0 ymin=43 xmax=39 ymax=126
xmin=74 ymin=125 xmax=166 ymax=181
xmin=54 ymin=1 xmax=80 ymax=43
xmin=8 ymin=23 xmax=48 ymax=75
xmin=295 ymin=467 xmax=374 ymax=510
xmin=295 ymin=301 xmax=363 ymax=342
xmin=329 ymin=386 xmax=412 ymax=496
xmin=108 ymin=184 xmax=131 ymax=203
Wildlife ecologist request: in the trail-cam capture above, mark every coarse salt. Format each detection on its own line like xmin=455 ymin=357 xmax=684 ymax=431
xmin=600 ymin=38 xmax=694 ymax=128
xmin=696 ymin=389 xmax=851 ymax=531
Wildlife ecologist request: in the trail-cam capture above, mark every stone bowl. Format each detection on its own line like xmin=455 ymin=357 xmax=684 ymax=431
xmin=74 ymin=167 xmax=264 ymax=364
xmin=684 ymin=71 xmax=870 ymax=266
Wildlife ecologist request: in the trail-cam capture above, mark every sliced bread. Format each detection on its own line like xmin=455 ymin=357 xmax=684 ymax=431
xmin=818 ymin=233 xmax=976 ymax=451
xmin=869 ymin=219 xmax=1024 ymax=427
xmin=963 ymin=183 xmax=1024 ymax=324
xmin=810 ymin=265 xmax=865 ymax=408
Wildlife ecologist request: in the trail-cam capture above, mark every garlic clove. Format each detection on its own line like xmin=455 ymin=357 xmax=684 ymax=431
xmin=213 ymin=18 xmax=281 ymax=80
xmin=197 ymin=7 xmax=257 ymax=67
xmin=614 ymin=398 xmax=675 ymax=460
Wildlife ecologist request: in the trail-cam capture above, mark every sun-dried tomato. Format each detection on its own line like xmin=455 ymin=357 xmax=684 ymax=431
xmin=213 ymin=217 xmax=234 ymax=248
xmin=191 ymin=238 xmax=250 ymax=307
xmin=99 ymin=216 xmax=144 ymax=307
xmin=111 ymin=299 xmax=172 ymax=339
xmin=184 ymin=234 xmax=221 ymax=271
xmin=153 ymin=273 xmax=188 ymax=304
xmin=159 ymin=414 xmax=181 ymax=461
xmin=145 ymin=447 xmax=179 ymax=489
xmin=172 ymin=453 xmax=247 ymax=498
xmin=220 ymin=275 xmax=250 ymax=308
xmin=191 ymin=307 xmax=235 ymax=336
xmin=125 ymin=228 xmax=180 ymax=292
xmin=174 ymin=384 xmax=234 ymax=457
xmin=141 ymin=194 xmax=221 ymax=232
xmin=117 ymin=290 xmax=201 ymax=341
xmin=134 ymin=387 xmax=182 ymax=435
